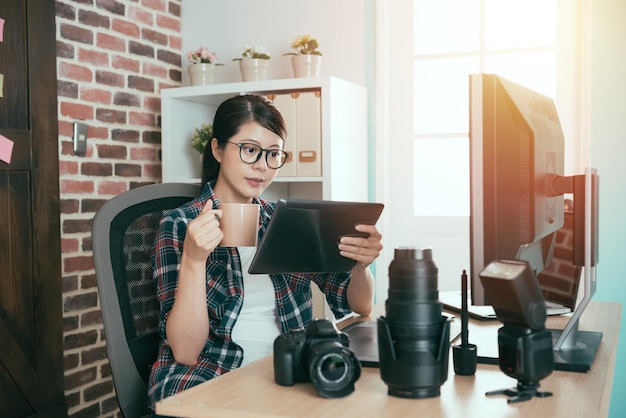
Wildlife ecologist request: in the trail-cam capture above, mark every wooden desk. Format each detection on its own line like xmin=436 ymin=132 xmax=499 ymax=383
xmin=155 ymin=301 xmax=621 ymax=418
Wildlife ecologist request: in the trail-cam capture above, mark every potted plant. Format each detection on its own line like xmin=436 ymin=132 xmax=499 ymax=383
xmin=283 ymin=34 xmax=322 ymax=78
xmin=187 ymin=47 xmax=222 ymax=86
xmin=191 ymin=123 xmax=213 ymax=155
xmin=233 ymin=44 xmax=271 ymax=82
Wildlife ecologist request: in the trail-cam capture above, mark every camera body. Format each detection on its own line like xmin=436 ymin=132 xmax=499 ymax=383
xmin=274 ymin=318 xmax=361 ymax=398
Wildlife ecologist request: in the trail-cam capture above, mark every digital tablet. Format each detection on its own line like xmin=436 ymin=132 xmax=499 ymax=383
xmin=248 ymin=199 xmax=384 ymax=274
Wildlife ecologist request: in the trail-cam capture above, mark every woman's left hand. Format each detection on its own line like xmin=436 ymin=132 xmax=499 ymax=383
xmin=338 ymin=224 xmax=383 ymax=271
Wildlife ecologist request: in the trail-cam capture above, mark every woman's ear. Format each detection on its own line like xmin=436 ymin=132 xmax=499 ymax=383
xmin=211 ymin=138 xmax=222 ymax=163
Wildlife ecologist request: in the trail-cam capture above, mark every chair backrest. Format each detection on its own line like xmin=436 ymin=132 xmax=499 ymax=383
xmin=92 ymin=182 xmax=200 ymax=418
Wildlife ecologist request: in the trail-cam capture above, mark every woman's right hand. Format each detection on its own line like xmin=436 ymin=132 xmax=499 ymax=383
xmin=167 ymin=200 xmax=222 ymax=365
xmin=184 ymin=200 xmax=223 ymax=262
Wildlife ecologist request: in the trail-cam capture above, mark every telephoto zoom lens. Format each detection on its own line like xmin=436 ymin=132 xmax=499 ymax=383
xmin=377 ymin=247 xmax=451 ymax=398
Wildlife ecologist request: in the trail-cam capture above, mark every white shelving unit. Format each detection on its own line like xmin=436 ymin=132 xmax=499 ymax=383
xmin=160 ymin=76 xmax=369 ymax=318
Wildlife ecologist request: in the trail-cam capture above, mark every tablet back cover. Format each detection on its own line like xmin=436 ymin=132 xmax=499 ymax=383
xmin=249 ymin=199 xmax=384 ymax=274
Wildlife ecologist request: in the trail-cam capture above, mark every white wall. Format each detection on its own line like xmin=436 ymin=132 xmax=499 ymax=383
xmin=181 ymin=0 xmax=366 ymax=86
xmin=590 ymin=1 xmax=626 ymax=416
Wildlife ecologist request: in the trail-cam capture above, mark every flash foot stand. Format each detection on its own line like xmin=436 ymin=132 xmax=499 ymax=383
xmin=486 ymin=381 xmax=553 ymax=404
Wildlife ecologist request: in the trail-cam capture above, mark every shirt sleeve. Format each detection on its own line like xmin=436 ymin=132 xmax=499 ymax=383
xmin=311 ymin=272 xmax=353 ymax=319
xmin=152 ymin=208 xmax=189 ymax=339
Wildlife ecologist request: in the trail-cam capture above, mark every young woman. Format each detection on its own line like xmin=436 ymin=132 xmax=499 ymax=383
xmin=148 ymin=94 xmax=383 ymax=410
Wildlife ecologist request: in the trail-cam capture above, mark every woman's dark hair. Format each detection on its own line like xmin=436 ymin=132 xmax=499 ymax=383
xmin=200 ymin=94 xmax=287 ymax=186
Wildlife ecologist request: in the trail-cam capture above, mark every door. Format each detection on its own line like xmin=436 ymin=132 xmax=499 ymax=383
xmin=0 ymin=0 xmax=67 ymax=416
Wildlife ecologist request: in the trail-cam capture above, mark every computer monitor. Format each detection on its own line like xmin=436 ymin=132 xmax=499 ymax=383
xmin=469 ymin=73 xmax=601 ymax=372
xmin=469 ymin=73 xmax=564 ymax=307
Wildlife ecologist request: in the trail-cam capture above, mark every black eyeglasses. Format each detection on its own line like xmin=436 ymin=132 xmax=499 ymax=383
xmin=227 ymin=142 xmax=290 ymax=169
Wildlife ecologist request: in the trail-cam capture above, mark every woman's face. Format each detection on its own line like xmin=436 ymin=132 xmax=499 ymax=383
xmin=211 ymin=121 xmax=285 ymax=203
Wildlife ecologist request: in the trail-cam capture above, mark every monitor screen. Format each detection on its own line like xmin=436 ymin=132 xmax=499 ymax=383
xmin=469 ymin=73 xmax=565 ymax=306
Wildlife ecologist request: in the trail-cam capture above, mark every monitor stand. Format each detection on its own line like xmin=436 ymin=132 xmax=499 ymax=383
xmin=549 ymin=167 xmax=602 ymax=373
xmin=549 ymin=319 xmax=603 ymax=373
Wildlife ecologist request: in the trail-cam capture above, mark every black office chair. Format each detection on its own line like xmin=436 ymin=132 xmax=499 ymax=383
xmin=92 ymin=182 xmax=200 ymax=418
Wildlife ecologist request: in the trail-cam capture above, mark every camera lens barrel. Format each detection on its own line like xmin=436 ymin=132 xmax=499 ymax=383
xmin=378 ymin=247 xmax=451 ymax=398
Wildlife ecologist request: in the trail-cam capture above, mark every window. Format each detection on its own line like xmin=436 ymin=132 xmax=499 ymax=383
xmin=412 ymin=0 xmax=562 ymax=216
xmin=375 ymin=0 xmax=588 ymax=288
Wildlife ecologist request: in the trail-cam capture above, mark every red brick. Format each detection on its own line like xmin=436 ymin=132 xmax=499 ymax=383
xmin=142 ymin=0 xmax=166 ymax=12
xmin=82 ymin=162 xmax=114 ymax=176
xmin=113 ymin=91 xmax=141 ymax=107
xmin=80 ymin=87 xmax=113 ymax=104
xmin=60 ymin=23 xmax=94 ymax=44
xmin=97 ymin=32 xmax=126 ymax=52
xmin=58 ymin=80 xmax=79 ymax=98
xmin=58 ymin=120 xmax=74 ymax=137
xmin=96 ymin=108 xmax=127 ymax=124
xmin=128 ymin=75 xmax=155 ymax=92
xmin=82 ymin=235 xmax=92 ymax=252
xmin=169 ymin=34 xmax=181 ymax=50
xmin=60 ymin=101 xmax=94 ymax=120
xmin=61 ymin=237 xmax=80 ymax=253
xmin=129 ymin=5 xmax=154 ymax=25
xmin=78 ymin=9 xmax=110 ymax=29
xmin=143 ymin=96 xmax=161 ymax=112
xmin=97 ymin=0 xmax=126 ymax=16
xmin=142 ymin=61 xmax=168 ymax=78
xmin=111 ymin=17 xmax=140 ymax=38
xmin=111 ymin=129 xmax=140 ymax=143
xmin=64 ymin=255 xmax=96 ymax=273
xmin=142 ymin=28 xmax=168 ymax=46
xmin=142 ymin=130 xmax=161 ymax=144
xmin=78 ymin=48 xmax=110 ymax=67
xmin=115 ymin=163 xmax=142 ymax=177
xmin=60 ymin=179 xmax=95 ymax=194
xmin=158 ymin=81 xmax=180 ymax=92
xmin=157 ymin=13 xmax=180 ymax=32
xmin=64 ymin=366 xmax=98 ymax=391
xmin=144 ymin=163 xmax=162 ymax=178
xmin=90 ymin=125 xmax=110 ymax=139
xmin=168 ymin=1 xmax=180 ymax=17
xmin=81 ymin=309 xmax=104 ymax=328
xmin=130 ymin=146 xmax=158 ymax=160
xmin=129 ymin=111 xmax=156 ymax=126
xmin=97 ymin=144 xmax=127 ymax=159
xmin=112 ymin=55 xmax=141 ymax=72
xmin=168 ymin=68 xmax=182 ymax=83
xmin=56 ymin=2 xmax=77 ymax=20
xmin=97 ymin=181 xmax=128 ymax=195
xmin=59 ymin=160 xmax=79 ymax=175
xmin=95 ymin=70 xmax=125 ymax=87
xmin=81 ymin=273 xmax=97 ymax=289
xmin=60 ymin=199 xmax=79 ymax=215
xmin=60 ymin=140 xmax=76 ymax=156
xmin=59 ymin=61 xmax=93 ymax=82
xmin=156 ymin=49 xmax=180 ymax=66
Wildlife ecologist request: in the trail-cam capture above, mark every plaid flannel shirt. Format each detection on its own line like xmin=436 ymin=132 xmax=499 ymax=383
xmin=147 ymin=182 xmax=353 ymax=408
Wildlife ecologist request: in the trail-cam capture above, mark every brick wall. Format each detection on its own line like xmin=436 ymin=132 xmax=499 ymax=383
xmin=55 ymin=1 xmax=182 ymax=416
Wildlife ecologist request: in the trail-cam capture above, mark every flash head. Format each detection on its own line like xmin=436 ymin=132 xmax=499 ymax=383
xmin=479 ymin=259 xmax=547 ymax=330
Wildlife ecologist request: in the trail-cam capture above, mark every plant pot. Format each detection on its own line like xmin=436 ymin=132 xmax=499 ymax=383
xmin=239 ymin=58 xmax=270 ymax=82
xmin=291 ymin=54 xmax=322 ymax=78
xmin=188 ymin=63 xmax=217 ymax=86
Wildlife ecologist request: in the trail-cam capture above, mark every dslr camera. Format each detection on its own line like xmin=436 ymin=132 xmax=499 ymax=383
xmin=273 ymin=318 xmax=361 ymax=398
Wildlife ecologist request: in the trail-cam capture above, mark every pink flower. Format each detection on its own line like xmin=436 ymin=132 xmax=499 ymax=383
xmin=188 ymin=47 xmax=219 ymax=64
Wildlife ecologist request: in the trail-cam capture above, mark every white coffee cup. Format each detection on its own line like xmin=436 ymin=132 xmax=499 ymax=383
xmin=218 ymin=203 xmax=260 ymax=247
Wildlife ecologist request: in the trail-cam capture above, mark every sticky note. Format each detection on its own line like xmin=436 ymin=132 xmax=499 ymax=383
xmin=0 ymin=134 xmax=14 ymax=164
xmin=0 ymin=18 xmax=4 ymax=42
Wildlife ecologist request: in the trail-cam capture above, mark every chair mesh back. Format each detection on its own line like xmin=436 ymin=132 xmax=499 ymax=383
xmin=109 ymin=196 xmax=192 ymax=384
xmin=123 ymin=212 xmax=162 ymax=337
